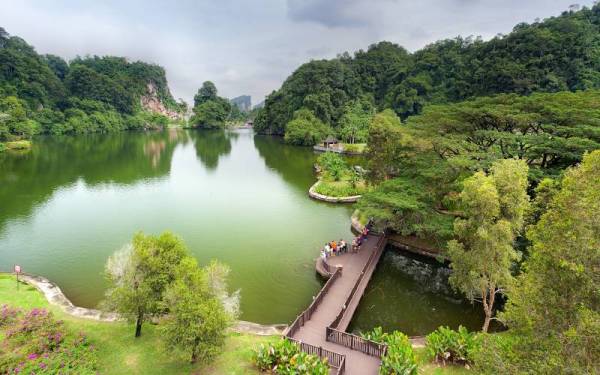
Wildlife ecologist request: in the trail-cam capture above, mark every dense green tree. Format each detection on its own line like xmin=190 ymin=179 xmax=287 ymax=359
xmin=338 ymin=98 xmax=374 ymax=143
xmin=162 ymin=258 xmax=234 ymax=364
xmin=194 ymin=81 xmax=218 ymax=107
xmin=254 ymin=59 xmax=360 ymax=135
xmin=480 ymin=151 xmax=600 ymax=374
xmin=447 ymin=159 xmax=529 ymax=332
xmin=65 ymin=65 xmax=135 ymax=114
xmin=43 ymin=54 xmax=69 ymax=80
xmin=283 ymin=108 xmax=331 ymax=146
xmin=191 ymin=98 xmax=231 ymax=128
xmin=103 ymin=232 xmax=188 ymax=338
xmin=257 ymin=4 xmax=600 ymax=134
xmin=366 ymin=109 xmax=407 ymax=182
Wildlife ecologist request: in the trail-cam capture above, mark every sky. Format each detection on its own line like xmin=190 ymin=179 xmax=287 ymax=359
xmin=0 ymin=0 xmax=594 ymax=106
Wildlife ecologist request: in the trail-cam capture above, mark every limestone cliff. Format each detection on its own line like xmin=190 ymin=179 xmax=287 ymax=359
xmin=140 ymin=83 xmax=183 ymax=120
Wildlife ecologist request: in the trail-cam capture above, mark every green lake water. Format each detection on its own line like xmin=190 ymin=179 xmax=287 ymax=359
xmin=0 ymin=129 xmax=483 ymax=333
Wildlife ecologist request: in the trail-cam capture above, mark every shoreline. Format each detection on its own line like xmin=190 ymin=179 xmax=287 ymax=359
xmin=4 ymin=272 xmax=286 ymax=336
xmin=308 ymin=180 xmax=362 ymax=203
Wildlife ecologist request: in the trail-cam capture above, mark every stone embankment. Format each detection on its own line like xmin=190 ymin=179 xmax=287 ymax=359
xmin=308 ymin=180 xmax=362 ymax=203
xmin=10 ymin=273 xmax=285 ymax=336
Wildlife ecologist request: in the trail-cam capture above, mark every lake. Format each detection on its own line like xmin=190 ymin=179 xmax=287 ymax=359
xmin=0 ymin=129 xmax=483 ymax=332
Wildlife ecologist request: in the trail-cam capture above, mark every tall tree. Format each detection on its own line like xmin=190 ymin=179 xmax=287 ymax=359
xmin=489 ymin=151 xmax=600 ymax=374
xmin=194 ymin=81 xmax=218 ymax=107
xmin=103 ymin=231 xmax=188 ymax=337
xmin=161 ymin=258 xmax=233 ymax=364
xmin=447 ymin=159 xmax=529 ymax=332
xmin=366 ymin=109 xmax=407 ymax=182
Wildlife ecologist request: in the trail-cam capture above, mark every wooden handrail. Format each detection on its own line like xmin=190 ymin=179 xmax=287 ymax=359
xmin=326 ymin=235 xmax=389 ymax=358
xmin=286 ymin=337 xmax=346 ymax=372
xmin=326 ymin=326 xmax=387 ymax=357
xmin=284 ymin=266 xmax=341 ymax=337
xmin=330 ymin=235 xmax=386 ymax=329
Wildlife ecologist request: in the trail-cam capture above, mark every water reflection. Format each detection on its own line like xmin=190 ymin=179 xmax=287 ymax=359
xmin=252 ymin=134 xmax=317 ymax=191
xmin=191 ymin=129 xmax=238 ymax=170
xmin=0 ymin=131 xmax=184 ymax=232
xmin=349 ymin=248 xmax=485 ymax=336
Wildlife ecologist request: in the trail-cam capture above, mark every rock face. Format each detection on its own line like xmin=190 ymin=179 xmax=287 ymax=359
xmin=140 ymin=82 xmax=183 ymax=119
xmin=230 ymin=95 xmax=252 ymax=112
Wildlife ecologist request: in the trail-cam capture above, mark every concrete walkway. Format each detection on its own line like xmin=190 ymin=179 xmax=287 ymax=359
xmin=291 ymin=235 xmax=384 ymax=374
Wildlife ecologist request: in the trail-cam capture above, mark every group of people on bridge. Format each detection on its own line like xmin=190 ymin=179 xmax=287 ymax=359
xmin=320 ymin=224 xmax=371 ymax=260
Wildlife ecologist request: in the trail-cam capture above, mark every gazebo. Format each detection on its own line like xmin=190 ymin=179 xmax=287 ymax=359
xmin=322 ymin=136 xmax=339 ymax=149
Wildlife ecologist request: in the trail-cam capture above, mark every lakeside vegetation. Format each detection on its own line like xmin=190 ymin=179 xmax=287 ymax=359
xmin=0 ymin=274 xmax=274 ymax=374
xmin=314 ymin=152 xmax=367 ymax=197
xmin=249 ymin=4 xmax=600 ymax=373
xmin=0 ymin=27 xmax=184 ymax=151
xmin=1 ymin=3 xmax=599 ymax=374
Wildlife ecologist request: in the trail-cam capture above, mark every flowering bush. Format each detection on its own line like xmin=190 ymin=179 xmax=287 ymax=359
xmin=0 ymin=304 xmax=21 ymax=327
xmin=0 ymin=306 xmax=98 ymax=374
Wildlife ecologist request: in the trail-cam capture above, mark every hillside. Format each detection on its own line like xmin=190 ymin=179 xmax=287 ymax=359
xmin=255 ymin=5 xmax=600 ymax=136
xmin=0 ymin=27 xmax=184 ymax=146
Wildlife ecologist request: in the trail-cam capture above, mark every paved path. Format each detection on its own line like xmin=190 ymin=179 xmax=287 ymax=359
xmin=291 ymin=234 xmax=385 ymax=375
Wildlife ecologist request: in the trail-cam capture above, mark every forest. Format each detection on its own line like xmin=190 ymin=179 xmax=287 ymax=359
xmin=0 ymin=27 xmax=184 ymax=150
xmin=255 ymin=5 xmax=600 ymax=141
xmin=253 ymin=5 xmax=600 ymax=373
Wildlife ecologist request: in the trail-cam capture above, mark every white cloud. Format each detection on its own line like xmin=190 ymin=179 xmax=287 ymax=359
xmin=0 ymin=0 xmax=593 ymax=106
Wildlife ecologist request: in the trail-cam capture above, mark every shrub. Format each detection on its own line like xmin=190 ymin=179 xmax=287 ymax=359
xmin=5 ymin=140 xmax=32 ymax=150
xmin=314 ymin=180 xmax=365 ymax=197
xmin=254 ymin=338 xmax=329 ymax=374
xmin=361 ymin=327 xmax=417 ymax=375
xmin=284 ymin=108 xmax=331 ymax=146
xmin=317 ymin=152 xmax=347 ymax=181
xmin=0 ymin=306 xmax=98 ymax=374
xmin=380 ymin=332 xmax=418 ymax=375
xmin=0 ymin=304 xmax=21 ymax=326
xmin=426 ymin=325 xmax=480 ymax=365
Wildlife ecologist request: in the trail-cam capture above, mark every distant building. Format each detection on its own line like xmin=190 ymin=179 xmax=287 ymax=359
xmin=230 ymin=95 xmax=251 ymax=112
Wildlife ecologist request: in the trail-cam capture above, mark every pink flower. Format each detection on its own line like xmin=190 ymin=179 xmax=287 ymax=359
xmin=27 ymin=353 xmax=39 ymax=360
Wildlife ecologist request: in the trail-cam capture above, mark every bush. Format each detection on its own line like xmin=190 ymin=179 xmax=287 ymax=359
xmin=0 ymin=306 xmax=98 ymax=374
xmin=426 ymin=326 xmax=480 ymax=365
xmin=254 ymin=338 xmax=329 ymax=374
xmin=5 ymin=140 xmax=31 ymax=150
xmin=284 ymin=108 xmax=331 ymax=146
xmin=317 ymin=152 xmax=347 ymax=181
xmin=361 ymin=327 xmax=417 ymax=375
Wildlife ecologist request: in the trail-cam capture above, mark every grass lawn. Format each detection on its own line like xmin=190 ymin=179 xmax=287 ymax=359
xmin=314 ymin=177 xmax=368 ymax=197
xmin=0 ymin=274 xmax=275 ymax=374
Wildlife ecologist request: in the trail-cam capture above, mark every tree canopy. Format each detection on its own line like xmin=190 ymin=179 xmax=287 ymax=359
xmin=255 ymin=5 xmax=600 ymax=139
xmin=479 ymin=151 xmax=600 ymax=373
xmin=0 ymin=28 xmax=181 ymax=144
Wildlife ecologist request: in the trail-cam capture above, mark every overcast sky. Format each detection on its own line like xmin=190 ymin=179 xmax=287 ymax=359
xmin=1 ymin=0 xmax=593 ymax=105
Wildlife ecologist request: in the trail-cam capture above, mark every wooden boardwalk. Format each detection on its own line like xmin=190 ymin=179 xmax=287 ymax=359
xmin=284 ymin=234 xmax=387 ymax=374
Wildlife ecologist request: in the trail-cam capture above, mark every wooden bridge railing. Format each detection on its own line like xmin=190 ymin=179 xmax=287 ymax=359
xmin=326 ymin=235 xmax=388 ymax=358
xmin=284 ymin=266 xmax=342 ymax=338
xmin=326 ymin=326 xmax=387 ymax=357
xmin=286 ymin=337 xmax=346 ymax=374
xmin=329 ymin=235 xmax=386 ymax=330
